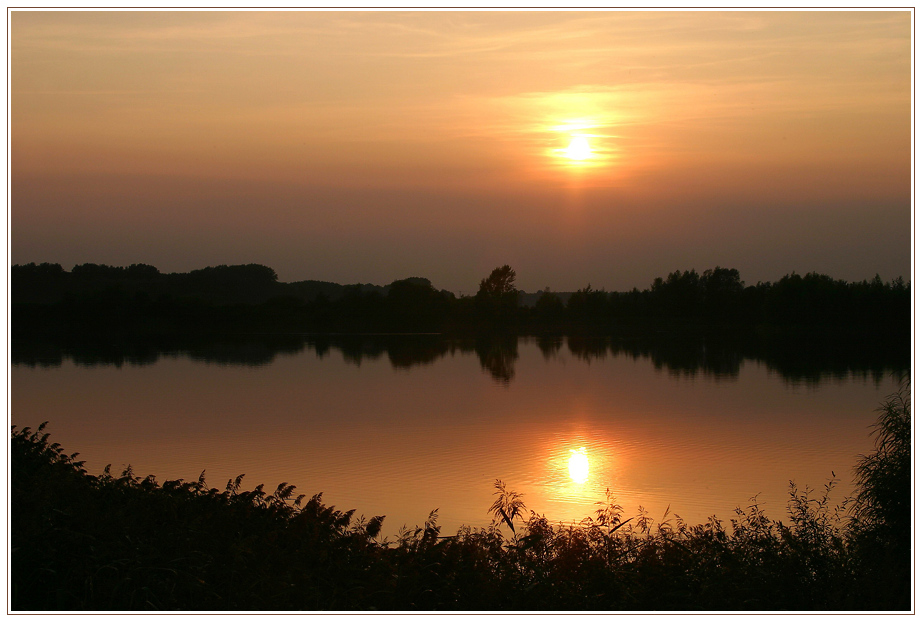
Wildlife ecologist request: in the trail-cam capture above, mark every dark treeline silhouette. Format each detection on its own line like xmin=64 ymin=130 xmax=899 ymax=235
xmin=538 ymin=267 xmax=909 ymax=334
xmin=12 ymin=262 xmax=455 ymax=335
xmin=12 ymin=262 xmax=910 ymax=340
xmin=12 ymin=332 xmax=907 ymax=386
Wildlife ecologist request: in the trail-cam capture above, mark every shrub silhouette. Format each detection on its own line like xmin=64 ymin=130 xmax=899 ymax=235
xmin=846 ymin=380 xmax=911 ymax=609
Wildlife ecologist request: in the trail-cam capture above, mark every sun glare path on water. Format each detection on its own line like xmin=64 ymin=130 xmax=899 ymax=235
xmin=568 ymin=447 xmax=589 ymax=484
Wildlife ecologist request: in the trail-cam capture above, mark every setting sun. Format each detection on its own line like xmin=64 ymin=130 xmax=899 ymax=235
xmin=568 ymin=447 xmax=589 ymax=483
xmin=565 ymin=136 xmax=592 ymax=160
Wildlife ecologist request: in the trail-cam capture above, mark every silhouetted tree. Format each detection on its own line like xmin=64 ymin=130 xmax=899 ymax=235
xmin=13 ymin=262 xmax=65 ymax=277
xmin=701 ymin=266 xmax=743 ymax=321
xmin=386 ymin=278 xmax=452 ymax=331
xmin=566 ymin=285 xmax=610 ymax=327
xmin=12 ymin=263 xmax=68 ymax=304
xmin=478 ymin=265 xmax=517 ymax=299
xmin=650 ymin=270 xmax=702 ymax=319
xmin=610 ymin=287 xmax=649 ymax=320
xmin=125 ymin=264 xmax=160 ymax=279
xmin=475 ymin=265 xmax=519 ymax=324
xmin=848 ymin=381 xmax=911 ymax=609
xmin=851 ymin=382 xmax=911 ymax=532
xmin=534 ymin=288 xmax=565 ymax=325
xmin=766 ymin=272 xmax=848 ymax=326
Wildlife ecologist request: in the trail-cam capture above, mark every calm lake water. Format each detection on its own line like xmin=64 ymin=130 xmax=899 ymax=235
xmin=12 ymin=334 xmax=905 ymax=535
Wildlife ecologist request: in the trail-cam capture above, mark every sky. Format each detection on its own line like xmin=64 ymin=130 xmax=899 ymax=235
xmin=10 ymin=10 xmax=912 ymax=293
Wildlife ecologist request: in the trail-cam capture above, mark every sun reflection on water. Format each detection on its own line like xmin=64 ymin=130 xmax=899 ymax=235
xmin=533 ymin=434 xmax=630 ymax=525
xmin=568 ymin=447 xmax=589 ymax=484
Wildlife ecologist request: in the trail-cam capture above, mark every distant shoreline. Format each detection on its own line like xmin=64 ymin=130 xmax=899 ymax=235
xmin=12 ymin=262 xmax=911 ymax=340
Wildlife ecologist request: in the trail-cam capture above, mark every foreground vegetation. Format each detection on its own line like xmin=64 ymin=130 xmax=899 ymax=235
xmin=11 ymin=386 xmax=910 ymax=611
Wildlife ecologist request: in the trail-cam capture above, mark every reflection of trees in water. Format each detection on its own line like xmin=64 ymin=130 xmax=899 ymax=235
xmin=608 ymin=333 xmax=904 ymax=385
xmin=11 ymin=335 xmax=308 ymax=368
xmin=610 ymin=337 xmax=743 ymax=379
xmin=566 ymin=335 xmax=609 ymax=363
xmin=326 ymin=336 xmax=388 ymax=367
xmin=554 ymin=334 xmax=744 ymax=378
xmin=750 ymin=337 xmax=903 ymax=385
xmin=386 ymin=338 xmax=454 ymax=369
xmin=472 ymin=335 xmax=519 ymax=386
xmin=306 ymin=335 xmax=450 ymax=369
xmin=308 ymin=334 xmax=520 ymax=384
xmin=185 ymin=338 xmax=306 ymax=367
xmin=11 ymin=332 xmax=907 ymax=385
xmin=543 ymin=332 xmax=905 ymax=385
xmin=535 ymin=334 xmax=563 ymax=360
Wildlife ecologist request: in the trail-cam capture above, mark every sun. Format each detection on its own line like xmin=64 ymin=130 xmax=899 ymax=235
xmin=547 ymin=120 xmax=610 ymax=168
xmin=564 ymin=135 xmax=592 ymax=161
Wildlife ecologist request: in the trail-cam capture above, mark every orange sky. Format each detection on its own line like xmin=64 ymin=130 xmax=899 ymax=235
xmin=11 ymin=10 xmax=911 ymax=292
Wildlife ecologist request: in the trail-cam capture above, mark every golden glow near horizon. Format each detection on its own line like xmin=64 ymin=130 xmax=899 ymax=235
xmin=568 ymin=447 xmax=590 ymax=484
xmin=12 ymin=12 xmax=907 ymax=193
xmin=10 ymin=11 xmax=910 ymax=287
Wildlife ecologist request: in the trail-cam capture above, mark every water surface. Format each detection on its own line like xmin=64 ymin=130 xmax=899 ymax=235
xmin=12 ymin=335 xmax=902 ymax=534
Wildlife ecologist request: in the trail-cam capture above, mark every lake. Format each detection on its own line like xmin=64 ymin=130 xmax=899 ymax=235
xmin=11 ymin=333 xmax=905 ymax=536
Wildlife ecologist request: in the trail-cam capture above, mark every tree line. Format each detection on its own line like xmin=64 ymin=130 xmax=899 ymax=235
xmin=11 ymin=262 xmax=910 ymax=337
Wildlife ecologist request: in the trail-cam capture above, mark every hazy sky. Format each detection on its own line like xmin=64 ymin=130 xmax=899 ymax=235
xmin=11 ymin=10 xmax=911 ymax=292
